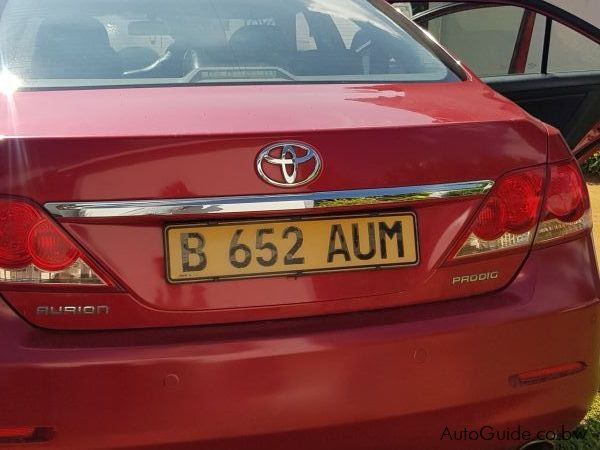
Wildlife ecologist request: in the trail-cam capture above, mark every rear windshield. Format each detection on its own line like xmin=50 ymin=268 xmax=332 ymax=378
xmin=0 ymin=0 xmax=462 ymax=90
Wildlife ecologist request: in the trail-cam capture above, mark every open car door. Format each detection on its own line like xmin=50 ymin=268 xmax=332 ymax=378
xmin=393 ymin=0 xmax=600 ymax=162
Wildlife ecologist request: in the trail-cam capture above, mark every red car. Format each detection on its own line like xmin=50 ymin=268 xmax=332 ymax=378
xmin=1 ymin=0 xmax=599 ymax=449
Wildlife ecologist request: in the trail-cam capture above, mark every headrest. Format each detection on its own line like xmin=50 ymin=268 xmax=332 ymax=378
xmin=31 ymin=16 xmax=122 ymax=79
xmin=229 ymin=25 xmax=288 ymax=55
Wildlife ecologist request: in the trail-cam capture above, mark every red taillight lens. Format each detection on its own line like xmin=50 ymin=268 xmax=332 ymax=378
xmin=535 ymin=160 xmax=592 ymax=245
xmin=472 ymin=196 xmax=507 ymax=241
xmin=28 ymin=220 xmax=79 ymax=272
xmin=454 ymin=161 xmax=592 ymax=259
xmin=0 ymin=200 xmax=81 ymax=271
xmin=499 ymin=173 xmax=544 ymax=234
xmin=455 ymin=167 xmax=545 ymax=259
xmin=453 ymin=160 xmax=591 ymax=260
xmin=0 ymin=199 xmax=107 ymax=286
xmin=0 ymin=202 xmax=41 ymax=268
xmin=545 ymin=163 xmax=587 ymax=222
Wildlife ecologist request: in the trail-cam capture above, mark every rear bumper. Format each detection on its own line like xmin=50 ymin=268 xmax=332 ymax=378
xmin=1 ymin=237 xmax=599 ymax=450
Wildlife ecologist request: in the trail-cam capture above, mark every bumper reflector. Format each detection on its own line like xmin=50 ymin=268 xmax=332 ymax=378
xmin=0 ymin=426 xmax=53 ymax=443
xmin=0 ymin=427 xmax=35 ymax=439
xmin=511 ymin=362 xmax=587 ymax=386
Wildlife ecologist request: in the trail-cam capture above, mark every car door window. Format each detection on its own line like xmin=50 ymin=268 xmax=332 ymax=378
xmin=525 ymin=15 xmax=547 ymax=74
xmin=415 ymin=4 xmax=545 ymax=77
xmin=548 ymin=21 xmax=600 ymax=73
xmin=412 ymin=2 xmax=600 ymax=78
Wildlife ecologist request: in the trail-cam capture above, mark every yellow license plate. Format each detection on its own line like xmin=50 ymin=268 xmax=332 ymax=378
xmin=165 ymin=213 xmax=418 ymax=283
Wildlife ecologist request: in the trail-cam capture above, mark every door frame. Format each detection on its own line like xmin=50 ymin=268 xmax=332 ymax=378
xmin=397 ymin=0 xmax=600 ymax=160
xmin=403 ymin=0 xmax=599 ymax=43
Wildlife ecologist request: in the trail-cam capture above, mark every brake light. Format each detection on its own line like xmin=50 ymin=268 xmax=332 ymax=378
xmin=0 ymin=199 xmax=107 ymax=285
xmin=454 ymin=167 xmax=545 ymax=258
xmin=0 ymin=202 xmax=40 ymax=268
xmin=453 ymin=161 xmax=592 ymax=260
xmin=28 ymin=220 xmax=79 ymax=271
xmin=535 ymin=161 xmax=592 ymax=245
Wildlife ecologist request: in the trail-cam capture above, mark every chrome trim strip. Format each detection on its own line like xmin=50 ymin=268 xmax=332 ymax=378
xmin=45 ymin=180 xmax=494 ymax=219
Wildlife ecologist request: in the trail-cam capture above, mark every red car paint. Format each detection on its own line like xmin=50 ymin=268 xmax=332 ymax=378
xmin=1 ymin=76 xmax=598 ymax=448
xmin=1 ymin=237 xmax=599 ymax=449
xmin=0 ymin=38 xmax=598 ymax=450
xmin=0 ymin=81 xmax=555 ymax=329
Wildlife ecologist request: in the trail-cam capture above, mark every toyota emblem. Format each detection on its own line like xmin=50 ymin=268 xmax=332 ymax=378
xmin=256 ymin=142 xmax=322 ymax=188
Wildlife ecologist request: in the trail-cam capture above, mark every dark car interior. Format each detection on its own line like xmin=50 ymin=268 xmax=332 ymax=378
xmin=2 ymin=0 xmax=456 ymax=84
xmin=31 ymin=17 xmax=123 ymax=79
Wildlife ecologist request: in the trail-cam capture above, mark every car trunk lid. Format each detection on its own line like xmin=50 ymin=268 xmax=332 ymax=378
xmin=0 ymin=81 xmax=550 ymax=329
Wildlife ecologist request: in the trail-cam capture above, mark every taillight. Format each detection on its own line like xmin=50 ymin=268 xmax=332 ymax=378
xmin=28 ymin=220 xmax=79 ymax=271
xmin=0 ymin=202 xmax=40 ymax=269
xmin=454 ymin=167 xmax=545 ymax=258
xmin=535 ymin=160 xmax=592 ymax=245
xmin=453 ymin=161 xmax=592 ymax=260
xmin=0 ymin=199 xmax=107 ymax=285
